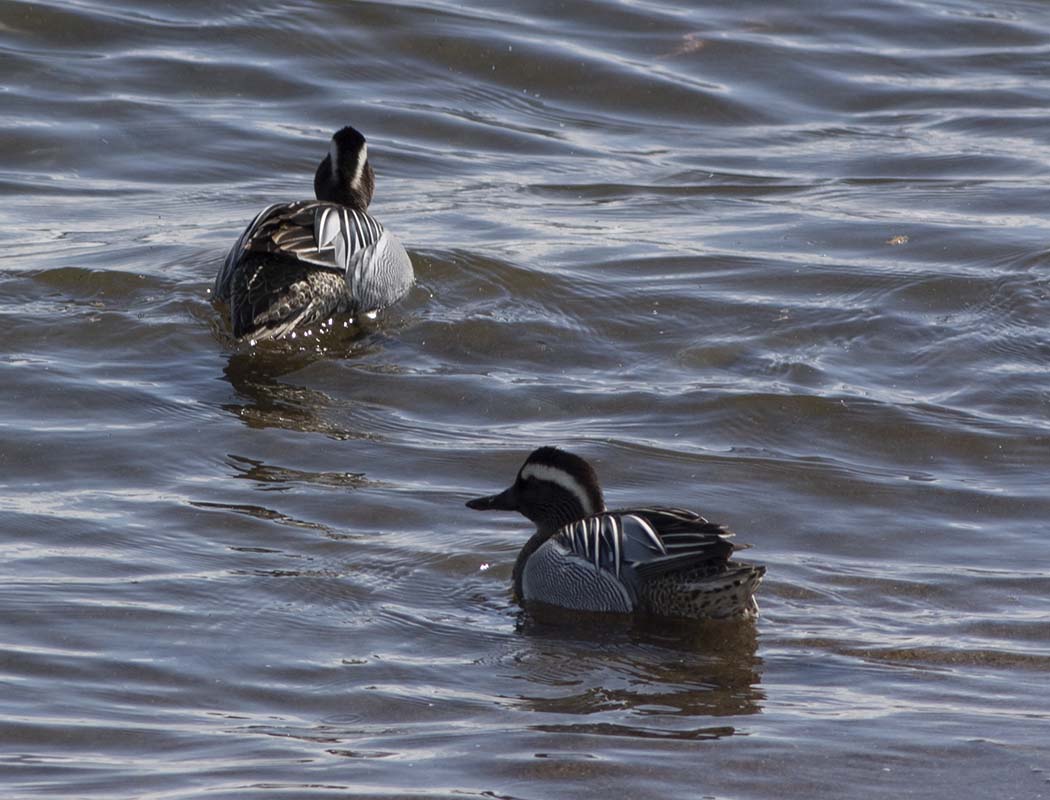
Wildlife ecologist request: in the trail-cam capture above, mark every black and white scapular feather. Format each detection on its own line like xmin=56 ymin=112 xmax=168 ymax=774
xmin=466 ymin=446 xmax=766 ymax=620
xmin=213 ymin=125 xmax=413 ymax=341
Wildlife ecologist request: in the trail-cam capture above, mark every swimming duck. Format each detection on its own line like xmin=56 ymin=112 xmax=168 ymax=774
xmin=213 ymin=125 xmax=413 ymax=341
xmin=466 ymin=447 xmax=765 ymax=619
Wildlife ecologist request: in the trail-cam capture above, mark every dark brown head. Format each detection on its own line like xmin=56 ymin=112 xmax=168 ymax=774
xmin=313 ymin=125 xmax=376 ymax=210
xmin=466 ymin=447 xmax=606 ymax=532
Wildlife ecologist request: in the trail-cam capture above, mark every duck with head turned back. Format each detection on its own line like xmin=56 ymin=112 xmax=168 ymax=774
xmin=213 ymin=125 xmax=413 ymax=342
xmin=466 ymin=446 xmax=765 ymax=620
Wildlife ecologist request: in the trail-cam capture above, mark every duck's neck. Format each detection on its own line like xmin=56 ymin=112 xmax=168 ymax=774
xmin=314 ymin=156 xmax=374 ymax=210
xmin=512 ymin=527 xmax=556 ymax=602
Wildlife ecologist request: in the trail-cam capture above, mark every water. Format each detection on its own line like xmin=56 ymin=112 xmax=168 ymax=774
xmin=2 ymin=0 xmax=1049 ymax=796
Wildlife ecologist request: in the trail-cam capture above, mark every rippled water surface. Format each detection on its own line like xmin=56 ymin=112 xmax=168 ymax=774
xmin=3 ymin=0 xmax=1050 ymax=797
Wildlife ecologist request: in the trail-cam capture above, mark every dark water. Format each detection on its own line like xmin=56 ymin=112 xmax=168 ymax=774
xmin=3 ymin=0 xmax=1050 ymax=797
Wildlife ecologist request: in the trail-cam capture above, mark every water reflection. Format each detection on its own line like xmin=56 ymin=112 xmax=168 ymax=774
xmin=513 ymin=614 xmax=764 ymax=732
xmin=190 ymin=499 xmax=333 ymax=534
xmin=219 ymin=338 xmax=379 ymax=437
xmin=222 ymin=348 xmax=327 ymax=425
xmin=226 ymin=453 xmax=374 ymax=491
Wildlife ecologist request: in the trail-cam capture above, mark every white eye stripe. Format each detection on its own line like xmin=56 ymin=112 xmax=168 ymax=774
xmin=351 ymin=143 xmax=368 ymax=190
xmin=520 ymin=463 xmax=596 ymax=516
xmin=330 ymin=141 xmax=368 ymax=192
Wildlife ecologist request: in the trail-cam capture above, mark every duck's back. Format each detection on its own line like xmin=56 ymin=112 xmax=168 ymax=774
xmin=520 ymin=507 xmax=764 ymax=619
xmin=214 ymin=200 xmax=412 ymax=341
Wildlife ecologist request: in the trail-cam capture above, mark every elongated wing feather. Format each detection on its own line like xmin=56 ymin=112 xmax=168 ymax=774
xmin=552 ymin=508 xmax=736 ymax=583
xmin=310 ymin=206 xmax=385 ymax=272
xmin=223 ymin=201 xmax=387 ymax=273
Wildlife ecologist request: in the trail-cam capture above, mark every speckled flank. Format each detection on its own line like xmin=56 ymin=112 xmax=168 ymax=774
xmin=641 ymin=563 xmax=766 ymax=620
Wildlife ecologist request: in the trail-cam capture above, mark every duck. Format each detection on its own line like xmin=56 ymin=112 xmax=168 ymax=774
xmin=466 ymin=446 xmax=765 ymax=620
xmin=213 ymin=125 xmax=413 ymax=342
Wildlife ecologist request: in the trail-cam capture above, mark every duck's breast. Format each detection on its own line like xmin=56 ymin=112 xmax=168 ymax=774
xmin=521 ymin=537 xmax=635 ymax=614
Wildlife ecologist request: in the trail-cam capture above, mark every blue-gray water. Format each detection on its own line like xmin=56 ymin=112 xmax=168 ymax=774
xmin=2 ymin=1 xmax=1049 ymax=797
